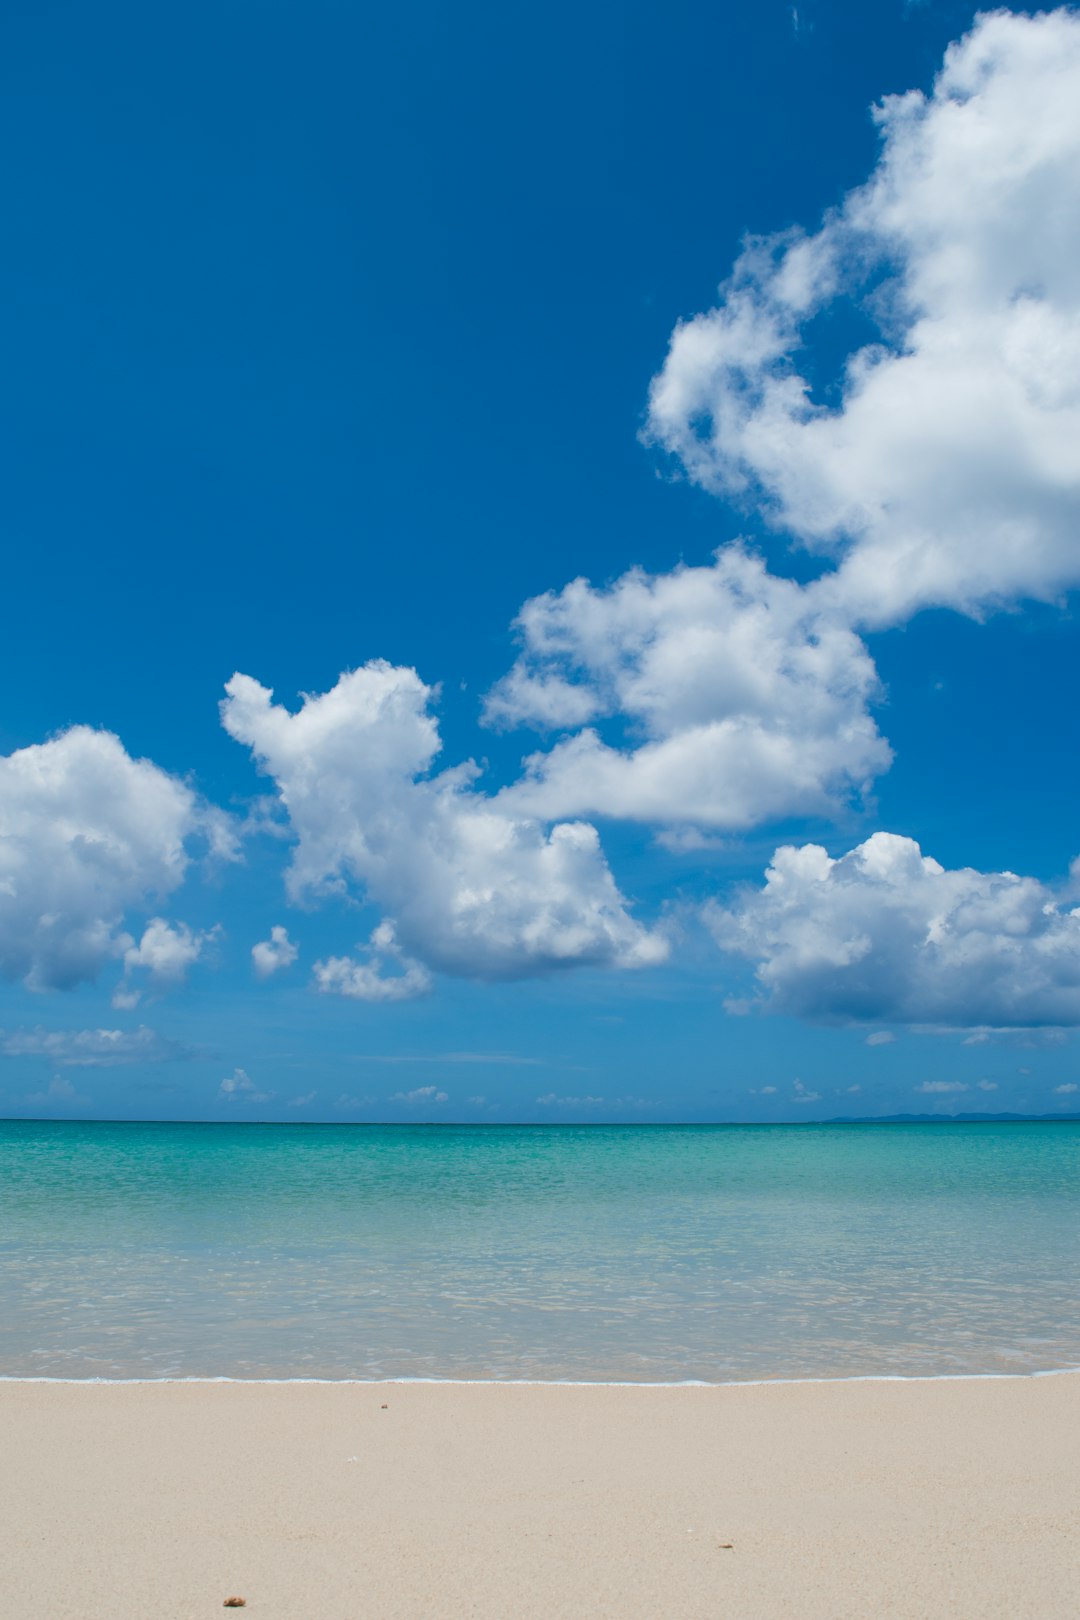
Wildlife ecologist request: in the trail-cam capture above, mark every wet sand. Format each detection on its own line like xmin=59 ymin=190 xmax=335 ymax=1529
xmin=2 ymin=1374 xmax=1079 ymax=1618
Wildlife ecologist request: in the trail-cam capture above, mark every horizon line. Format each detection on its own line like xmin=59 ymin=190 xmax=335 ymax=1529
xmin=4 ymin=1114 xmax=1080 ymax=1128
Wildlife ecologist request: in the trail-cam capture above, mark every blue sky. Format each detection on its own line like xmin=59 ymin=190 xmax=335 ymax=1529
xmin=3 ymin=0 xmax=1080 ymax=1121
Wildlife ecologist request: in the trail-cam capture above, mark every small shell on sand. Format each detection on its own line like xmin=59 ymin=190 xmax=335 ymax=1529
xmin=223 ymin=1599 xmax=247 ymax=1609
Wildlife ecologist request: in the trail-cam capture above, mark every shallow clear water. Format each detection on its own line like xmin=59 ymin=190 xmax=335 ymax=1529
xmin=1 ymin=1120 xmax=1079 ymax=1381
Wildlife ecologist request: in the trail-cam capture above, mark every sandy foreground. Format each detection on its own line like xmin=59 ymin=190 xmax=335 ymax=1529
xmin=2 ymin=1375 xmax=1079 ymax=1619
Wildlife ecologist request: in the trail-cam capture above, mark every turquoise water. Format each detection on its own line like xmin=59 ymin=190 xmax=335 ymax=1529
xmin=1 ymin=1121 xmax=1079 ymax=1381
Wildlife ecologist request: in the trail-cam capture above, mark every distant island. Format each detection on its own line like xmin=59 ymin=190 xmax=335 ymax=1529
xmin=825 ymin=1112 xmax=1080 ymax=1125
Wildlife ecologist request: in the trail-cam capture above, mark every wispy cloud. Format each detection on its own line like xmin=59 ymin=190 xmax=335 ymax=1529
xmin=0 ymin=1025 xmax=191 ymax=1068
xmin=354 ymin=1052 xmax=543 ymax=1066
xmin=536 ymin=1093 xmax=657 ymax=1112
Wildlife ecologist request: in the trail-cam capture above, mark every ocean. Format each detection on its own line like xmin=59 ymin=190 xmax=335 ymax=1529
xmin=2 ymin=1120 xmax=1079 ymax=1382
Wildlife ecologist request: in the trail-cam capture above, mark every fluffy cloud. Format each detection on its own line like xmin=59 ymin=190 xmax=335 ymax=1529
xmin=112 ymin=918 xmax=218 ymax=1008
xmin=218 ymin=1067 xmax=272 ymax=1103
xmin=221 ymin=665 xmax=666 ymax=983
xmin=314 ymin=922 xmax=432 ymax=1003
xmin=646 ymin=10 xmax=1080 ymax=626
xmin=252 ymin=924 xmax=299 ymax=980
xmin=0 ymin=725 xmax=232 ymax=993
xmin=708 ymin=832 xmax=1080 ymax=1029
xmin=392 ymin=1084 xmax=448 ymax=1103
xmin=0 ymin=1025 xmax=189 ymax=1067
xmin=486 ymin=547 xmax=889 ymax=828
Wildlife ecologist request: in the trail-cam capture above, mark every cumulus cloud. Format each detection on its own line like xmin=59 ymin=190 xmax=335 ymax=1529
xmin=1055 ymin=1083 xmax=1078 ymax=1095
xmin=314 ymin=922 xmax=432 ymax=1003
xmin=646 ymin=10 xmax=1080 ymax=626
xmin=252 ymin=924 xmax=299 ymax=980
xmin=918 ymin=1081 xmax=969 ymax=1095
xmin=0 ymin=725 xmax=232 ymax=993
xmin=0 ymin=1025 xmax=189 ymax=1067
xmin=392 ymin=1085 xmax=448 ymax=1103
xmin=708 ymin=832 xmax=1080 ymax=1029
xmin=486 ymin=547 xmax=889 ymax=829
xmin=113 ymin=918 xmax=218 ymax=1007
xmin=221 ymin=665 xmax=666 ymax=983
xmin=218 ymin=1067 xmax=272 ymax=1103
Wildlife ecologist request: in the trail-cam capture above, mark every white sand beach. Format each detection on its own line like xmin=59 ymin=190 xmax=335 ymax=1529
xmin=2 ymin=1373 xmax=1079 ymax=1618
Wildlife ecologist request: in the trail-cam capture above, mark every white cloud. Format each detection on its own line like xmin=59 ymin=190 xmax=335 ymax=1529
xmin=314 ymin=922 xmax=433 ymax=1003
xmin=977 ymin=1080 xmax=998 ymax=1092
xmin=865 ymin=1030 xmax=895 ymax=1046
xmin=1055 ymin=1083 xmax=1078 ymax=1095
xmin=537 ymin=1091 xmax=604 ymax=1108
xmin=791 ymin=1079 xmax=821 ymax=1103
xmin=392 ymin=1085 xmax=448 ymax=1104
xmin=535 ymin=1092 xmax=657 ymax=1111
xmin=221 ymin=665 xmax=666 ymax=983
xmin=487 ymin=547 xmax=889 ymax=829
xmin=0 ymin=1025 xmax=188 ymax=1067
xmin=708 ymin=832 xmax=1080 ymax=1028
xmin=646 ymin=11 xmax=1080 ymax=627
xmin=218 ymin=1066 xmax=272 ymax=1104
xmin=917 ymin=1081 xmax=969 ymax=1094
xmin=114 ymin=918 xmax=217 ymax=1007
xmin=287 ymin=1091 xmax=317 ymax=1107
xmin=0 ymin=725 xmax=232 ymax=993
xmin=252 ymin=925 xmax=299 ymax=980
xmin=759 ymin=1084 xmax=778 ymax=1095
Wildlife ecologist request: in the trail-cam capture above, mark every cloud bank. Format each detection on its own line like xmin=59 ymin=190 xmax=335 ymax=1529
xmin=708 ymin=832 xmax=1080 ymax=1029
xmin=0 ymin=1025 xmax=190 ymax=1067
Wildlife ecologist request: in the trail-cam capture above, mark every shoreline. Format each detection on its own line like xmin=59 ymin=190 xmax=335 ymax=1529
xmin=3 ymin=1362 xmax=1080 ymax=1386
xmin=4 ymin=1371 xmax=1079 ymax=1617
